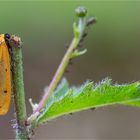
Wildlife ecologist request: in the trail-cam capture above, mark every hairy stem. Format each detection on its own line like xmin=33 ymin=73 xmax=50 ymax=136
xmin=35 ymin=38 xmax=79 ymax=113
xmin=33 ymin=8 xmax=87 ymax=114
xmin=10 ymin=36 xmax=29 ymax=139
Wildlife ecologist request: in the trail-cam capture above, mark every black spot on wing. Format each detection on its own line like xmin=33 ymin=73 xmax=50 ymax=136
xmin=4 ymin=90 xmax=7 ymax=94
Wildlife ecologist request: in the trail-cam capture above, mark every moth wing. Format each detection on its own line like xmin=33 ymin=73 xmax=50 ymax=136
xmin=0 ymin=43 xmax=11 ymax=115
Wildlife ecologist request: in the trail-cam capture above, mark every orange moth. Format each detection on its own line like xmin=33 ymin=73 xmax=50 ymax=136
xmin=0 ymin=34 xmax=11 ymax=115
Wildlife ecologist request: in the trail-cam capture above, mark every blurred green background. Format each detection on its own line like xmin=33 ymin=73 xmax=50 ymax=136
xmin=1 ymin=1 xmax=140 ymax=139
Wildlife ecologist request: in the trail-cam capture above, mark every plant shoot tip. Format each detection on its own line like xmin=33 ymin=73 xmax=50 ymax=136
xmin=75 ymin=6 xmax=87 ymax=18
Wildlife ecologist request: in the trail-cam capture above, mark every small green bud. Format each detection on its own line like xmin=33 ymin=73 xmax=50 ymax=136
xmin=75 ymin=6 xmax=87 ymax=17
xmin=71 ymin=49 xmax=87 ymax=58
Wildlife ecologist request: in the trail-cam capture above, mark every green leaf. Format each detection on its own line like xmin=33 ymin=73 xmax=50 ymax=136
xmin=43 ymin=78 xmax=69 ymax=113
xmin=37 ymin=78 xmax=140 ymax=125
xmin=73 ymin=22 xmax=79 ymax=38
xmin=71 ymin=49 xmax=87 ymax=58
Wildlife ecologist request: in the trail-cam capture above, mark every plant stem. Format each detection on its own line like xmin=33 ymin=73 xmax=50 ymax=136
xmin=10 ymin=36 xmax=29 ymax=139
xmin=32 ymin=7 xmax=88 ymax=114
xmin=35 ymin=38 xmax=79 ymax=113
